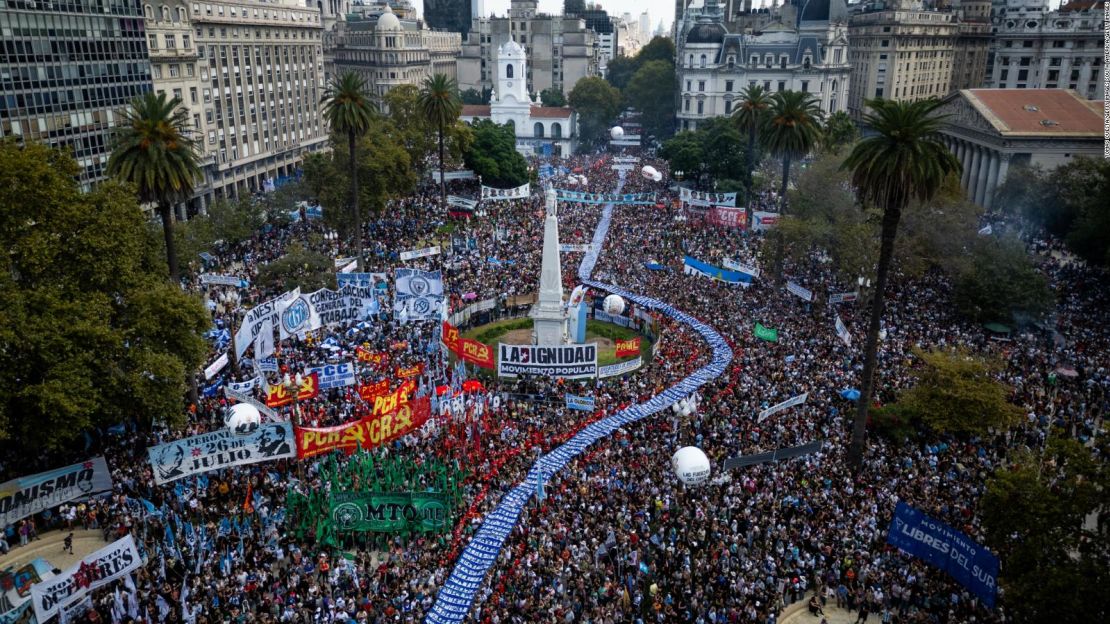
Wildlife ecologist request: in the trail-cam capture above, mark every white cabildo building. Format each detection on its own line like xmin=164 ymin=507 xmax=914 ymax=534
xmin=459 ymin=41 xmax=578 ymax=158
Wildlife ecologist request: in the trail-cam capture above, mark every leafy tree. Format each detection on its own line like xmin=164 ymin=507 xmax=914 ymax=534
xmin=877 ymin=348 xmax=1022 ymax=434
xmin=733 ymin=84 xmax=772 ymax=209
xmin=821 ymin=111 xmax=858 ymax=153
xmin=321 ymin=71 xmax=375 ymax=269
xmin=301 ymin=151 xmax=347 ymax=222
xmin=636 ymin=37 xmax=675 ymax=64
xmin=659 ymin=118 xmax=746 ymax=188
xmin=953 ymin=236 xmax=1054 ymax=324
xmin=254 ymin=242 xmax=337 ymax=293
xmin=0 ymin=141 xmax=209 ymax=450
xmin=842 ymin=98 xmax=961 ymax=468
xmin=463 ymin=120 xmax=530 ymax=188
xmin=173 ymin=196 xmax=265 ymax=271
xmin=980 ymin=439 xmax=1109 ymax=624
xmin=107 ymin=91 xmax=201 ymax=283
xmin=539 ymin=87 xmax=567 ymax=107
xmin=568 ymin=77 xmax=623 ymax=145
xmin=460 ymin=88 xmax=489 ymax=105
xmin=419 ymin=74 xmax=463 ymax=205
xmin=659 ymin=131 xmax=705 ymax=182
xmin=625 ymin=60 xmax=676 ymax=141
xmin=383 ymin=85 xmax=437 ymax=177
xmin=605 ymin=55 xmax=639 ymax=90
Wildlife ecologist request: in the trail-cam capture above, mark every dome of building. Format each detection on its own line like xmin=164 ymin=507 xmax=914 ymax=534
xmin=376 ymin=6 xmax=402 ymax=32
xmin=498 ymin=39 xmax=525 ymax=58
xmin=685 ymin=21 xmax=727 ymax=44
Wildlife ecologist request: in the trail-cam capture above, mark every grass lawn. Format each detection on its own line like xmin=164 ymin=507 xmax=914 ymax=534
xmin=461 ymin=317 xmax=650 ymax=367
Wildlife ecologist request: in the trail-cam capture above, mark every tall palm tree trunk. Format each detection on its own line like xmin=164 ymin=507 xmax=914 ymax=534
xmin=159 ymin=201 xmax=180 ymax=282
xmin=745 ymin=125 xmax=757 ymax=226
xmin=348 ymin=129 xmax=363 ymax=271
xmin=438 ymin=120 xmax=447 ymax=206
xmin=848 ymin=205 xmax=901 ymax=467
xmin=779 ymin=154 xmax=791 ymax=212
xmin=774 ymin=154 xmax=792 ymax=281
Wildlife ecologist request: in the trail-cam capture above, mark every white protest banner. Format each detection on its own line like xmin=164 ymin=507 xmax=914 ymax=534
xmin=828 ymin=291 xmax=860 ymax=304
xmin=333 ymin=257 xmax=357 ymax=269
xmin=234 ymin=288 xmax=299 ymax=359
xmin=751 ymin=211 xmax=781 ymax=231
xmin=429 ymin=170 xmax=476 ymax=182
xmin=446 ymin=195 xmax=479 ymax=210
xmin=498 ymin=344 xmax=598 ymax=379
xmin=223 ymin=387 xmax=281 ymax=422
xmin=203 ymin=353 xmax=228 ymax=381
xmin=31 ymin=535 xmax=141 ymax=623
xmin=305 ymin=361 xmax=357 ymax=390
xmin=611 ymin=164 xmax=635 ymax=172
xmin=253 ymin=318 xmax=275 ymax=359
xmin=0 ymin=458 xmax=114 ymax=527
xmin=613 ymin=156 xmax=640 ymax=163
xmin=835 ymin=314 xmax=852 ymax=347
xmin=597 ymin=356 xmax=643 ymax=378
xmin=394 ymin=268 xmax=445 ymax=322
xmin=723 ymin=258 xmax=761 ymax=279
xmin=225 ymin=377 xmax=260 ymax=394
xmin=147 ymin=422 xmax=295 ymax=485
xmin=399 ymin=246 xmax=441 ymax=261
xmin=199 ymin=273 xmax=249 ymax=288
xmin=679 ymin=187 xmax=736 ymax=207
xmin=786 ymin=281 xmax=814 ymax=302
xmin=481 ymin=183 xmax=530 ymax=201
xmin=559 ymin=243 xmax=594 ymax=253
xmin=757 ymin=393 xmax=809 ymax=422
xmin=338 ymin=260 xmax=359 ymax=273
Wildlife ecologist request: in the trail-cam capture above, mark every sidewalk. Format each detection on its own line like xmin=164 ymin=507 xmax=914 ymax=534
xmin=782 ymin=601 xmax=870 ymax=624
xmin=0 ymin=528 xmax=107 ymax=572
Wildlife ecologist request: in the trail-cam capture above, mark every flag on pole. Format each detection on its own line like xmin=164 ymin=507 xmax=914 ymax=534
xmin=754 ymin=323 xmax=779 ymax=342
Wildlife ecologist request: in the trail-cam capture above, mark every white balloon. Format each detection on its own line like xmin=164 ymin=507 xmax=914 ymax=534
xmin=672 ymin=402 xmax=682 ymax=413
xmin=225 ymin=403 xmax=261 ymax=436
xmin=602 ymin=294 xmax=625 ymax=316
xmin=651 ymin=171 xmax=663 ymax=182
xmin=671 ymin=446 xmax=711 ymax=485
xmin=610 ymin=126 xmax=625 ymax=140
xmin=681 ymin=404 xmax=693 ymax=416
xmin=641 ymin=165 xmax=659 ymax=180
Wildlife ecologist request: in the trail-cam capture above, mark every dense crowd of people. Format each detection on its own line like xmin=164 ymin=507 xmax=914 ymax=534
xmin=1 ymin=149 xmax=1105 ymax=624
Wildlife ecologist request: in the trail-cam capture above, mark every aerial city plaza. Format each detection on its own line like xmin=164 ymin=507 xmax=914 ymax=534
xmin=0 ymin=0 xmax=1106 ymax=622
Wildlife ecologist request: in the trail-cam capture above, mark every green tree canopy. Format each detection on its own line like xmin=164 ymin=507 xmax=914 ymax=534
xmin=568 ymin=77 xmax=623 ymax=146
xmin=462 ymin=119 xmax=530 ymax=188
xmin=625 ymin=60 xmax=676 ymax=141
xmin=0 ymin=141 xmax=209 ymax=450
xmin=383 ymin=84 xmax=438 ymax=176
xmin=254 ymin=242 xmax=337 ymax=293
xmin=539 ymin=87 xmax=567 ymax=107
xmin=659 ymin=117 xmax=746 ymax=188
xmin=980 ymin=439 xmax=1109 ymax=623
xmin=821 ymin=110 xmax=857 ymax=153
xmin=460 ymin=87 xmax=491 ymax=105
xmin=877 ymin=348 xmax=1022 ymax=434
xmin=953 ymin=236 xmax=1054 ymax=324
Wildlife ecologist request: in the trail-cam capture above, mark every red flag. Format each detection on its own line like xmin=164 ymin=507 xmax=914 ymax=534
xmin=243 ymin=481 xmax=254 ymax=513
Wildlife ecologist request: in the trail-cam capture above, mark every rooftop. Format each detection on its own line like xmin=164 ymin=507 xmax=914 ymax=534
xmin=961 ymin=89 xmax=1103 ymax=137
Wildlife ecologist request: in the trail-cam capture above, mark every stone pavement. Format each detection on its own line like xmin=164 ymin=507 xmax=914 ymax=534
xmin=0 ymin=527 xmax=107 ymax=572
xmin=782 ymin=602 xmax=873 ymax=624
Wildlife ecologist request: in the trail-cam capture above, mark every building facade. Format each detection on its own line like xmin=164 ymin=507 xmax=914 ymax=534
xmin=985 ymin=0 xmax=1105 ymax=100
xmin=423 ymin=0 xmax=471 ymax=37
xmin=0 ymin=0 xmax=154 ymax=190
xmin=326 ymin=7 xmax=461 ymax=111
xmin=937 ymin=88 xmax=1102 ymax=209
xmin=949 ymin=0 xmax=992 ymax=91
xmin=143 ymin=0 xmax=327 ymax=215
xmin=457 ymin=0 xmax=599 ymax=97
xmin=847 ymin=1 xmax=960 ymax=118
xmin=459 ymin=40 xmax=577 ymax=157
xmin=675 ymin=0 xmax=851 ymax=131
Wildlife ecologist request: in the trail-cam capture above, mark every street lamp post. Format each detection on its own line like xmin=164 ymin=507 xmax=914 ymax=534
xmin=282 ymin=372 xmax=305 ymax=427
xmin=220 ymin=290 xmax=242 ymax=371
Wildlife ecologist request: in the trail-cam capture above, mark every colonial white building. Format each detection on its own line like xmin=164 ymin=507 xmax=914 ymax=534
xmin=676 ymin=0 xmax=850 ymax=132
xmin=460 ymin=41 xmax=578 ymax=157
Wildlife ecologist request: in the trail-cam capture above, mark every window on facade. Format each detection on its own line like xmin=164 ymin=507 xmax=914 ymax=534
xmin=803 ymin=56 xmax=811 ymax=69
xmin=700 ymin=54 xmax=707 ymax=67
xmin=880 ymin=40 xmax=889 ymax=47
xmin=506 ymin=64 xmax=514 ymax=78
xmin=697 ymin=100 xmax=704 ymax=114
xmin=834 ymin=49 xmax=842 ymax=64
xmin=166 ymin=35 xmax=176 ymax=49
xmin=751 ymin=55 xmax=758 ymax=65
xmin=552 ymin=122 xmax=562 ymax=138
xmin=765 ymin=55 xmax=773 ymax=68
xmin=780 ymin=56 xmax=788 ymax=68
xmin=149 ymin=35 xmax=159 ymax=49
xmin=724 ymin=100 xmax=732 ymax=114
xmin=698 ymin=81 xmax=705 ymax=91
xmin=778 ymin=81 xmax=785 ymax=91
xmin=534 ymin=122 xmax=544 ymax=138
xmin=190 ymin=87 xmax=198 ymax=103
xmin=153 ymin=65 xmax=162 ymax=79
xmin=686 ymin=80 xmax=691 ymax=91
xmin=725 ymin=80 xmax=733 ymax=92
xmin=1018 ymin=69 xmax=1029 ymax=81
xmin=875 ymin=87 xmax=884 ymax=98
xmin=801 ymin=80 xmax=809 ymax=92
xmin=684 ymin=98 xmax=690 ymax=112
xmin=169 ymin=64 xmax=180 ymax=77
xmin=763 ymin=80 xmax=771 ymax=90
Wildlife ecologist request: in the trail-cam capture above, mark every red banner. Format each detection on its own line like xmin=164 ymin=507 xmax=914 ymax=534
xmin=294 ymin=397 xmax=431 ymax=458
xmin=357 ymin=379 xmax=389 ymax=402
xmin=264 ymin=372 xmax=319 ymax=408
xmin=370 ymin=380 xmax=416 ymax=416
xmin=442 ymin=321 xmax=460 ymax=354
xmin=706 ymin=206 xmax=747 ymax=229
xmin=395 ymin=363 xmax=425 ymax=379
xmin=355 ymin=347 xmax=389 ymax=367
xmin=458 ymin=338 xmax=494 ymax=369
xmin=615 ymin=337 xmax=641 ymax=358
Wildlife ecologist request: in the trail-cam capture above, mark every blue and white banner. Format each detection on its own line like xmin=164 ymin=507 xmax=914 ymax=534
xmin=399 ymin=246 xmax=441 ymax=261
xmin=886 ymin=502 xmax=999 ymax=608
xmin=828 ymin=291 xmax=859 ymax=304
xmin=234 ymin=288 xmax=299 ymax=360
xmin=257 ymin=357 xmax=279 ymax=373
xmin=597 ymin=357 xmax=643 ymax=378
xmin=786 ymin=281 xmax=814 ymax=302
xmin=30 ymin=535 xmax=141 ymax=623
xmin=757 ymin=392 xmax=808 ymax=422
xmin=394 ymin=268 xmax=445 ymax=322
xmin=497 ymin=344 xmax=597 ymax=379
xmin=559 ymin=243 xmax=594 ymax=253
xmin=834 ymin=314 xmax=852 ymax=347
xmin=565 ymin=394 xmax=595 ymax=412
xmin=337 ymin=272 xmax=389 ymax=292
xmin=199 ymin=273 xmax=249 ymax=288
xmin=592 ymin=309 xmax=633 ymax=328
xmin=225 ymin=377 xmax=260 ymax=394
xmin=147 ymin=423 xmax=295 ymax=485
xmin=0 ymin=457 xmax=114 ymax=527
xmin=447 ymin=195 xmax=479 ymax=210
xmin=682 ymin=256 xmax=754 ymax=285
xmin=555 ymin=190 xmax=655 ymax=205
xmin=722 ymin=258 xmax=760 ymax=280
xmin=306 ymin=361 xmax=357 ymax=390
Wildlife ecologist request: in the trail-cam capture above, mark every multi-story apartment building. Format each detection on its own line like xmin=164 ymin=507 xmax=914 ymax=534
xmin=325 ymin=7 xmax=461 ymax=111
xmin=847 ymin=1 xmax=960 ymax=118
xmin=985 ymin=0 xmax=1105 ymax=100
xmin=457 ymin=0 xmax=599 ymax=97
xmin=144 ymin=0 xmax=328 ymax=215
xmin=950 ymin=0 xmax=992 ymax=91
xmin=675 ymin=0 xmax=851 ymax=131
xmin=0 ymin=0 xmax=154 ymax=190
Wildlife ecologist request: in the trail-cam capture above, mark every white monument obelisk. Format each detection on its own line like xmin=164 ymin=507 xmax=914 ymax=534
xmin=532 ymin=189 xmax=568 ymax=345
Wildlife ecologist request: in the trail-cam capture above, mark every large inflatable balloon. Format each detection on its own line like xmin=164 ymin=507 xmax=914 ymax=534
xmin=671 ymin=446 xmax=711 ymax=485
xmin=610 ymin=126 xmax=624 ymax=140
xmin=641 ymin=165 xmax=659 ymax=180
xmin=225 ymin=403 xmax=261 ymax=436
xmin=602 ymin=294 xmax=625 ymax=316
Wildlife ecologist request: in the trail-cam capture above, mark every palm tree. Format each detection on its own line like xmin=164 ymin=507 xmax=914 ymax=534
xmin=822 ymin=110 xmax=858 ymax=153
xmin=321 ymin=72 xmax=375 ymax=269
xmin=842 ymin=99 xmax=961 ymax=468
xmin=761 ymin=90 xmax=824 ymax=214
xmin=107 ymin=91 xmax=200 ymax=282
xmin=419 ymin=74 xmax=463 ymax=206
xmin=732 ymin=84 xmax=772 ymax=220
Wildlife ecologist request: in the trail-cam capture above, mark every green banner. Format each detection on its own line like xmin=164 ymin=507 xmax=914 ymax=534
xmin=330 ymin=491 xmax=450 ymax=533
xmin=754 ymin=323 xmax=779 ymax=342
